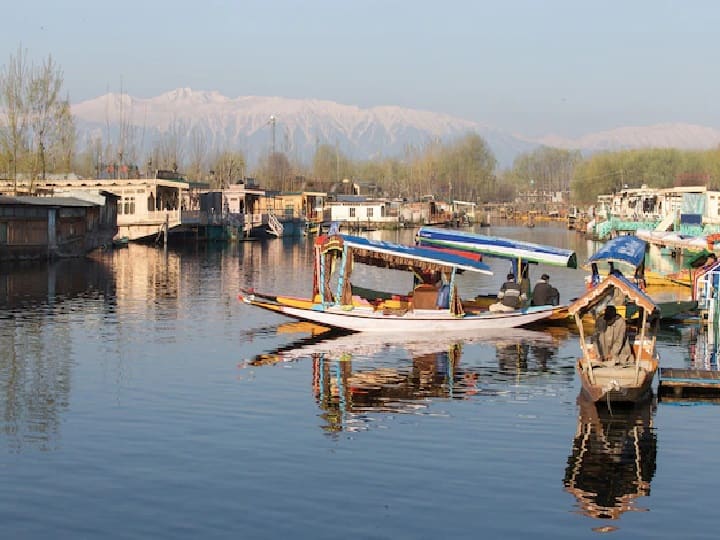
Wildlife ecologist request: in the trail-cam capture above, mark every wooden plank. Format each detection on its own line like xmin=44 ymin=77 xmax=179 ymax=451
xmin=660 ymin=368 xmax=720 ymax=380
xmin=659 ymin=380 xmax=720 ymax=389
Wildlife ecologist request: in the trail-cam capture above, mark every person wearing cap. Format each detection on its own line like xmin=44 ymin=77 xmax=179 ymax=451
xmin=489 ymin=273 xmax=526 ymax=312
xmin=596 ymin=305 xmax=633 ymax=365
xmin=531 ymin=273 xmax=560 ymax=306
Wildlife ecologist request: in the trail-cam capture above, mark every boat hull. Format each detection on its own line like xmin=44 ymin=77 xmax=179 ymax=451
xmin=576 ymin=358 xmax=658 ymax=403
xmin=240 ymin=294 xmax=555 ymax=332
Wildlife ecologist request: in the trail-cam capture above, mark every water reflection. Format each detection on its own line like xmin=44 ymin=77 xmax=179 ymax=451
xmin=247 ymin=327 xmax=572 ymax=433
xmin=0 ymin=257 xmax=115 ymax=311
xmin=0 ymin=257 xmax=116 ymax=451
xmin=564 ymin=394 xmax=657 ymax=528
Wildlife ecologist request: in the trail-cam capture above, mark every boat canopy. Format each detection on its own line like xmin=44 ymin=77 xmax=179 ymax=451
xmin=587 ymin=235 xmax=646 ymax=269
xmin=333 ymin=234 xmax=493 ymax=275
xmin=415 ymin=227 xmax=577 ymax=268
xmin=567 ymin=275 xmax=658 ymax=317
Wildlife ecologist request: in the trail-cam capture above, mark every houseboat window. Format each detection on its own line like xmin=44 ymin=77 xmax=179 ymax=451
xmin=0 ymin=222 xmax=6 ymax=243
xmin=366 ymin=207 xmax=374 ymax=218
xmin=117 ymin=200 xmax=123 ymax=215
xmin=124 ymin=196 xmax=136 ymax=215
xmin=349 ymin=207 xmax=356 ymax=218
xmin=148 ymin=193 xmax=155 ymax=211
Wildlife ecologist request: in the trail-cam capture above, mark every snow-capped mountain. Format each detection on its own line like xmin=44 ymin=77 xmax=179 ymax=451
xmin=538 ymin=123 xmax=720 ymax=152
xmin=71 ymin=88 xmax=720 ymax=170
xmin=71 ymin=88 xmax=536 ymax=168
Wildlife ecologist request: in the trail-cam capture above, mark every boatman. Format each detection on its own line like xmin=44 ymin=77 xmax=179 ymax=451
xmin=531 ymin=274 xmax=560 ymax=306
xmin=489 ymin=273 xmax=526 ymax=312
xmin=595 ymin=305 xmax=633 ymax=365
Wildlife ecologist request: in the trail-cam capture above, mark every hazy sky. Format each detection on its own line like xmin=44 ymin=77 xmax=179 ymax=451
xmin=3 ymin=0 xmax=718 ymax=137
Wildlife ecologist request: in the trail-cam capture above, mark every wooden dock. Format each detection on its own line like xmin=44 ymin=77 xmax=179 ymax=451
xmin=658 ymin=367 xmax=720 ymax=400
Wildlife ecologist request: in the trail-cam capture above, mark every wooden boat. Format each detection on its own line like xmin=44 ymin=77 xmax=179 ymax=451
xmin=112 ymin=236 xmax=130 ymax=249
xmin=415 ymin=227 xmax=577 ymax=316
xmin=586 ymin=235 xmax=697 ymax=319
xmin=239 ymin=234 xmax=557 ymax=332
xmin=568 ymin=275 xmax=660 ymax=404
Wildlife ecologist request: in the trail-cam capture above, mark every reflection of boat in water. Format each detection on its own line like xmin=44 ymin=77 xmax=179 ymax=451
xmin=564 ymin=394 xmax=657 ymax=525
xmin=245 ymin=328 xmax=566 ymax=433
xmin=246 ymin=327 xmax=555 ymax=366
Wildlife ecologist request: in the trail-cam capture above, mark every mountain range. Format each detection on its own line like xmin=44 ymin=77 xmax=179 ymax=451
xmin=71 ymin=88 xmax=720 ymax=170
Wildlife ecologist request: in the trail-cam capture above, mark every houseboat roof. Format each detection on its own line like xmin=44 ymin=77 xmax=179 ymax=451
xmin=0 ymin=195 xmax=99 ymax=207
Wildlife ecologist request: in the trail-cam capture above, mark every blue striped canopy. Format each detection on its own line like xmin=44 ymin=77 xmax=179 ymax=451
xmin=340 ymin=234 xmax=493 ymax=274
xmin=588 ymin=235 xmax=647 ymax=269
xmin=415 ymin=227 xmax=578 ymax=268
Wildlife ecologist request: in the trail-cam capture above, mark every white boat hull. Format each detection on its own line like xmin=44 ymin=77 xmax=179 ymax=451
xmin=244 ymin=296 xmax=555 ymax=332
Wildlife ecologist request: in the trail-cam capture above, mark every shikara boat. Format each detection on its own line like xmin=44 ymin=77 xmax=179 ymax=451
xmin=414 ymin=227 xmax=577 ymax=318
xmin=568 ymin=275 xmax=660 ymax=404
xmin=239 ymin=234 xmax=557 ymax=332
xmin=587 ymin=235 xmax=698 ymax=319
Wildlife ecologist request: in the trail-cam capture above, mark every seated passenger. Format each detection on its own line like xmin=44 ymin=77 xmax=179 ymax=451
xmin=489 ymin=273 xmax=526 ymax=312
xmin=595 ymin=305 xmax=633 ymax=366
xmin=531 ymin=274 xmax=560 ymax=306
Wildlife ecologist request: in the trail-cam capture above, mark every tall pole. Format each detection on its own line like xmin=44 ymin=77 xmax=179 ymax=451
xmin=270 ymin=115 xmax=276 ymax=155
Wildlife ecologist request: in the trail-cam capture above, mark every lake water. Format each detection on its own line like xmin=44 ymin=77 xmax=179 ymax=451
xmin=0 ymin=225 xmax=716 ymax=539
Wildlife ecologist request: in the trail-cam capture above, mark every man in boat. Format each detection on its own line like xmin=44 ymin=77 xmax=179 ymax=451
xmin=595 ymin=305 xmax=633 ymax=366
xmin=489 ymin=273 xmax=526 ymax=312
xmin=531 ymin=273 xmax=560 ymax=306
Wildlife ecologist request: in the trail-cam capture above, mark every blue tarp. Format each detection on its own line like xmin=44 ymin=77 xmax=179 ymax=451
xmin=341 ymin=234 xmax=493 ymax=274
xmin=415 ymin=227 xmax=578 ymax=268
xmin=588 ymin=235 xmax=647 ymax=269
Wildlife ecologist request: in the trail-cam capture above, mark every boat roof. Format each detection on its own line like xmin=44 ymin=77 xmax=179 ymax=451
xmin=567 ymin=275 xmax=658 ymax=316
xmin=415 ymin=227 xmax=577 ymax=268
xmin=587 ymin=235 xmax=646 ymax=269
xmin=335 ymin=234 xmax=493 ymax=275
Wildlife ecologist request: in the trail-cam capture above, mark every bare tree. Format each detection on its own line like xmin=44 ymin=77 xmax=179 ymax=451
xmin=28 ymin=54 xmax=71 ymax=183
xmin=187 ymin=126 xmax=207 ymax=181
xmin=209 ymin=149 xmax=245 ymax=188
xmin=154 ymin=118 xmax=186 ymax=173
xmin=0 ymin=45 xmax=30 ymax=192
xmin=50 ymin=97 xmax=76 ymax=174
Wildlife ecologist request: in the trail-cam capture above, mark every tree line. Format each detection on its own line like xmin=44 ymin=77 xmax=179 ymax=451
xmin=3 ymin=47 xmax=720 ymax=202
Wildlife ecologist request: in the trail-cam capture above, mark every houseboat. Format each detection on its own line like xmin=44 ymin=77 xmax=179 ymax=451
xmin=0 ymin=192 xmax=118 ymax=261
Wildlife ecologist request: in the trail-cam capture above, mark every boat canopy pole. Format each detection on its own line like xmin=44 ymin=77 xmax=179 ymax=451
xmin=320 ymin=250 xmax=327 ymax=309
xmin=335 ymin=244 xmax=348 ymax=305
xmin=450 ymin=267 xmax=457 ymax=315
xmin=635 ymin=308 xmax=648 ymax=384
xmin=575 ymin=312 xmax=595 ymax=385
